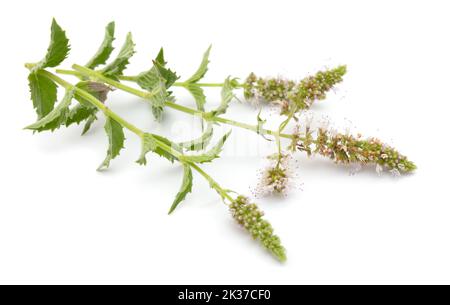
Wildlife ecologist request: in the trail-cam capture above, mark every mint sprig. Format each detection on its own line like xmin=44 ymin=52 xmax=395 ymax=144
xmin=23 ymin=20 xmax=417 ymax=263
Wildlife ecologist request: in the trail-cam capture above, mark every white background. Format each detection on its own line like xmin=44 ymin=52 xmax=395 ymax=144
xmin=0 ymin=0 xmax=449 ymax=284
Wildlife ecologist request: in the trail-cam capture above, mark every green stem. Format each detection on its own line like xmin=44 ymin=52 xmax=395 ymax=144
xmin=72 ymin=65 xmax=150 ymax=99
xmin=56 ymin=69 xmax=243 ymax=88
xmin=37 ymin=70 xmax=144 ymax=137
xmin=276 ymin=106 xmax=297 ymax=162
xmin=189 ymin=163 xmax=234 ymax=202
xmin=138 ymin=136 xmax=232 ymax=203
xmin=68 ymin=65 xmax=296 ymax=141
xmin=174 ymin=82 xmax=244 ymax=88
xmin=29 ymin=66 xmax=236 ymax=205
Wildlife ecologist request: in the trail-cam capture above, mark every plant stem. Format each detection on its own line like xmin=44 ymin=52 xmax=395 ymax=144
xmin=140 ymin=136 xmax=232 ymax=202
xmin=36 ymin=70 xmax=144 ymax=137
xmin=68 ymin=65 xmax=297 ymax=141
xmin=276 ymin=106 xmax=297 ymax=161
xmin=28 ymin=66 xmax=236 ymax=206
xmin=55 ymin=69 xmax=243 ymax=88
xmin=174 ymin=82 xmax=244 ymax=88
xmin=189 ymin=163 xmax=234 ymax=202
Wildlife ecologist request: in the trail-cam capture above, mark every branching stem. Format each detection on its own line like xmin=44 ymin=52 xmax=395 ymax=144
xmin=68 ymin=65 xmax=298 ymax=141
xmin=56 ymin=68 xmax=243 ymax=88
xmin=30 ymin=67 xmax=234 ymax=205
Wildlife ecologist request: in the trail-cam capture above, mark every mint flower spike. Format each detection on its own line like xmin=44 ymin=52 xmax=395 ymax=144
xmin=229 ymin=196 xmax=286 ymax=262
xmin=243 ymin=66 xmax=346 ymax=114
xmin=256 ymin=153 xmax=297 ymax=197
xmin=293 ymin=127 xmax=417 ymax=174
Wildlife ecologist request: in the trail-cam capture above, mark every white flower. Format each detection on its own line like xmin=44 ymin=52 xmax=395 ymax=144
xmin=255 ymin=154 xmax=299 ymax=197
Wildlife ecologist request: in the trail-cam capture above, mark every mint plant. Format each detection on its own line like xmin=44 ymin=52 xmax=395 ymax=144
xmin=24 ymin=20 xmax=416 ymax=262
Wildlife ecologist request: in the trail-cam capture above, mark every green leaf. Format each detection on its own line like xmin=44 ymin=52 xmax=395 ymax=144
xmin=149 ymin=49 xmax=179 ymax=88
xmin=155 ymin=48 xmax=165 ymax=64
xmin=178 ymin=123 xmax=214 ymax=151
xmin=180 ymin=131 xmax=231 ymax=163
xmin=85 ymin=22 xmax=115 ymax=69
xmin=137 ymin=61 xmax=175 ymax=121
xmin=208 ymin=77 xmax=236 ymax=117
xmin=185 ymin=84 xmax=206 ymax=112
xmin=101 ymin=32 xmax=135 ymax=79
xmin=136 ymin=133 xmax=181 ymax=165
xmin=68 ymin=81 xmax=110 ymax=132
xmin=81 ymin=114 xmax=98 ymax=135
xmin=136 ymin=133 xmax=157 ymax=165
xmin=28 ymin=72 xmax=58 ymax=119
xmin=33 ymin=19 xmax=70 ymax=70
xmin=25 ymin=90 xmax=74 ymax=132
xmin=136 ymin=49 xmax=179 ymax=120
xmin=136 ymin=51 xmax=178 ymax=90
xmin=136 ymin=66 xmax=160 ymax=91
xmin=168 ymin=164 xmax=193 ymax=214
xmin=150 ymin=79 xmax=169 ymax=121
xmin=153 ymin=60 xmax=179 ymax=88
xmin=185 ymin=45 xmax=211 ymax=83
xmin=217 ymin=77 xmax=235 ymax=115
xmin=98 ymin=117 xmax=125 ymax=170
xmin=65 ymin=104 xmax=98 ymax=129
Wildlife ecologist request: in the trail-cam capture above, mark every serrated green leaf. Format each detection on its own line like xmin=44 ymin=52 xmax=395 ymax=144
xmin=65 ymin=104 xmax=98 ymax=128
xmin=33 ymin=19 xmax=70 ymax=70
xmin=155 ymin=48 xmax=165 ymax=65
xmin=185 ymin=84 xmax=206 ymax=112
xmin=28 ymin=72 xmax=58 ymax=119
xmin=178 ymin=123 xmax=214 ymax=151
xmin=137 ymin=133 xmax=180 ymax=165
xmin=98 ymin=117 xmax=125 ymax=170
xmin=137 ymin=61 xmax=174 ymax=121
xmin=168 ymin=164 xmax=193 ymax=214
xmin=101 ymin=32 xmax=135 ymax=80
xmin=25 ymin=90 xmax=74 ymax=132
xmin=153 ymin=60 xmax=179 ymax=88
xmin=135 ymin=49 xmax=179 ymax=120
xmin=136 ymin=66 xmax=160 ymax=91
xmin=149 ymin=80 xmax=168 ymax=121
xmin=216 ymin=77 xmax=235 ymax=115
xmin=136 ymin=133 xmax=157 ymax=165
xmin=180 ymin=131 xmax=231 ymax=163
xmin=136 ymin=52 xmax=178 ymax=88
xmin=185 ymin=45 xmax=211 ymax=83
xmin=81 ymin=114 xmax=98 ymax=135
xmin=207 ymin=77 xmax=236 ymax=118
xmin=85 ymin=22 xmax=115 ymax=69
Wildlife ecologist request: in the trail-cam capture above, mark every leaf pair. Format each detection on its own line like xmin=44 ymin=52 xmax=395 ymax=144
xmin=170 ymin=129 xmax=233 ymax=215
xmin=27 ymin=19 xmax=114 ymax=133
xmin=28 ymin=19 xmax=70 ymax=119
xmin=136 ymin=133 xmax=181 ymax=166
xmin=182 ymin=46 xmax=212 ymax=113
xmin=26 ymin=81 xmax=110 ymax=134
xmin=179 ymin=130 xmax=232 ymax=164
xmin=100 ymin=32 xmax=135 ymax=80
xmin=207 ymin=77 xmax=237 ymax=118
xmin=135 ymin=49 xmax=179 ymax=121
xmin=178 ymin=123 xmax=214 ymax=151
